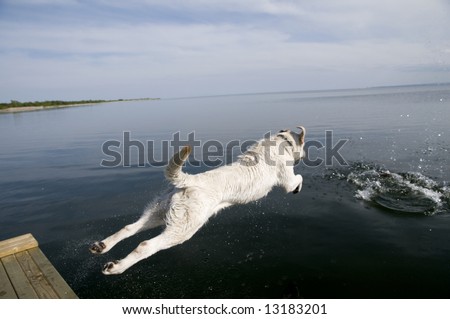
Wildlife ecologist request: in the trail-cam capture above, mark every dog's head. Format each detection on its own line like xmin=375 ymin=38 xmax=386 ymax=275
xmin=277 ymin=126 xmax=306 ymax=162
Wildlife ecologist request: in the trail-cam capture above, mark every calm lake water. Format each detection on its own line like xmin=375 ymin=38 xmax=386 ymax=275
xmin=1 ymin=84 xmax=450 ymax=298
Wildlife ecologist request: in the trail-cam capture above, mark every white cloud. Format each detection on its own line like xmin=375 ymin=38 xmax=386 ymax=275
xmin=0 ymin=22 xmax=439 ymax=79
xmin=0 ymin=0 xmax=450 ymax=100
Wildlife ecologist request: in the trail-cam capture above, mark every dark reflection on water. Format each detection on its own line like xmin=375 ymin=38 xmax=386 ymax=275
xmin=1 ymin=84 xmax=450 ymax=298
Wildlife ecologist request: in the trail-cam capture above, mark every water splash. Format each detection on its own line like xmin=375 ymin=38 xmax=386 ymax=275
xmin=327 ymin=163 xmax=450 ymax=216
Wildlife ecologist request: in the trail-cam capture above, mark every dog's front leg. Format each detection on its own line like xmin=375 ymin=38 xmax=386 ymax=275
xmin=279 ymin=164 xmax=303 ymax=194
xmin=291 ymin=174 xmax=303 ymax=194
xmin=282 ymin=173 xmax=303 ymax=194
xmin=292 ymin=174 xmax=303 ymax=194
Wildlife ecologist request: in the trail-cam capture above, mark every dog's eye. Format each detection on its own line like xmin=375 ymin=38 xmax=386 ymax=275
xmin=279 ymin=129 xmax=288 ymax=133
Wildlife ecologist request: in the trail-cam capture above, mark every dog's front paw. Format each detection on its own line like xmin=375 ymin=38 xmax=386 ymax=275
xmin=102 ymin=260 xmax=123 ymax=275
xmin=89 ymin=241 xmax=106 ymax=254
xmin=293 ymin=183 xmax=302 ymax=194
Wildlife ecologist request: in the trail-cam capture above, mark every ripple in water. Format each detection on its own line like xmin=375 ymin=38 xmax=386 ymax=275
xmin=327 ymin=163 xmax=450 ymax=215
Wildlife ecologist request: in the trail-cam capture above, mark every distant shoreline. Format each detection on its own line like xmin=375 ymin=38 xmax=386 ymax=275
xmin=0 ymin=98 xmax=160 ymax=114
xmin=0 ymin=103 xmax=99 ymax=113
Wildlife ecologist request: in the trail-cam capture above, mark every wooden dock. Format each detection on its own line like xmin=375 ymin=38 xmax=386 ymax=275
xmin=0 ymin=234 xmax=77 ymax=299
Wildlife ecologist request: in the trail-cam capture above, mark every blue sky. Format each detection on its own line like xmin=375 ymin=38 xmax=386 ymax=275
xmin=1 ymin=0 xmax=450 ymax=101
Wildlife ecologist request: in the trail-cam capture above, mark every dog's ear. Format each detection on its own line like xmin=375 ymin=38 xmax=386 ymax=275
xmin=297 ymin=126 xmax=305 ymax=144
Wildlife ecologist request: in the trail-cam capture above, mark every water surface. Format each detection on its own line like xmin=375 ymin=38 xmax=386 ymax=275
xmin=1 ymin=84 xmax=450 ymax=298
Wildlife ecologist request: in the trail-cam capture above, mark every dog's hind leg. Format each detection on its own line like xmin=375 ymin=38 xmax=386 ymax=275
xmin=89 ymin=200 xmax=167 ymax=255
xmin=102 ymin=209 xmax=206 ymax=275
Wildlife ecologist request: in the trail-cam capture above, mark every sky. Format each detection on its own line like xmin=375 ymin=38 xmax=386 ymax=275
xmin=1 ymin=0 xmax=450 ymax=102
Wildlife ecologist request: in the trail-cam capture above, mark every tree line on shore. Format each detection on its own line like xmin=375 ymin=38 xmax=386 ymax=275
xmin=0 ymin=98 xmax=159 ymax=109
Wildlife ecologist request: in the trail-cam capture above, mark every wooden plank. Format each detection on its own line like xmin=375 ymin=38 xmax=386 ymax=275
xmin=28 ymin=248 xmax=78 ymax=299
xmin=15 ymin=251 xmax=59 ymax=299
xmin=2 ymin=254 xmax=38 ymax=298
xmin=0 ymin=234 xmax=39 ymax=258
xmin=0 ymin=260 xmax=18 ymax=299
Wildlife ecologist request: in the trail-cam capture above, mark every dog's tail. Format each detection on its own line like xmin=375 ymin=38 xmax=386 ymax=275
xmin=165 ymin=146 xmax=192 ymax=186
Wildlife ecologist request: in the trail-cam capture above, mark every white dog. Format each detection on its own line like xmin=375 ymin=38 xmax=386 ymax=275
xmin=90 ymin=126 xmax=306 ymax=275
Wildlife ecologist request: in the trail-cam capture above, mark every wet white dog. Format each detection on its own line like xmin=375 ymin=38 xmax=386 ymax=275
xmin=90 ymin=126 xmax=306 ymax=274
